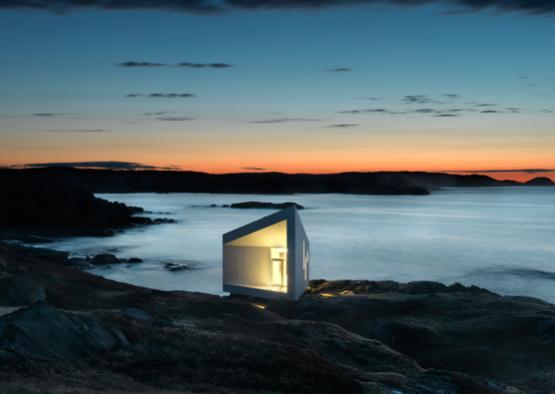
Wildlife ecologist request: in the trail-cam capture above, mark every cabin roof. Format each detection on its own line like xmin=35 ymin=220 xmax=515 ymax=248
xmin=223 ymin=206 xmax=301 ymax=244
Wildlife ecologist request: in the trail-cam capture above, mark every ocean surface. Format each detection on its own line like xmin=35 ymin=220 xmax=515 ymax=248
xmin=37 ymin=187 xmax=555 ymax=302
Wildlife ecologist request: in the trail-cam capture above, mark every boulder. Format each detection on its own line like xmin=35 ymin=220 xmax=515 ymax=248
xmin=90 ymin=253 xmax=121 ymax=265
xmin=0 ymin=274 xmax=46 ymax=306
xmin=0 ymin=302 xmax=127 ymax=360
xmin=164 ymin=262 xmax=191 ymax=272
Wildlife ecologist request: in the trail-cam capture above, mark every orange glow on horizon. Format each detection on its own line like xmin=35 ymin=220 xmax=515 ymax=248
xmin=2 ymin=142 xmax=554 ymax=183
xmin=4 ymin=160 xmax=553 ymax=182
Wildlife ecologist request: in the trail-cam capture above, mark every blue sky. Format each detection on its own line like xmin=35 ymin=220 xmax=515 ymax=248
xmin=0 ymin=3 xmax=554 ymax=175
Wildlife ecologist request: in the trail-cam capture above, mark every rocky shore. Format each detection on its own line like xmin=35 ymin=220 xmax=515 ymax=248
xmin=1 ymin=242 xmax=554 ymax=393
xmin=0 ymin=177 xmax=173 ymax=241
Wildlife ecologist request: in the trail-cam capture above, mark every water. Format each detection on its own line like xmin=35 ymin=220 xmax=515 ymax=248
xmin=36 ymin=188 xmax=555 ymax=302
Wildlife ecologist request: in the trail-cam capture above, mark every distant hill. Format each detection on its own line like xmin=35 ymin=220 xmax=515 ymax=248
xmin=525 ymin=177 xmax=555 ymax=186
xmin=0 ymin=167 xmax=534 ymax=197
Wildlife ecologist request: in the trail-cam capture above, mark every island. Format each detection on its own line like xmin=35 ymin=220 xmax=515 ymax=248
xmin=525 ymin=177 xmax=555 ymax=186
xmin=221 ymin=201 xmax=304 ymax=209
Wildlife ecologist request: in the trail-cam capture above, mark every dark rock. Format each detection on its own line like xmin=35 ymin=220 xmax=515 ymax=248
xmin=164 ymin=262 xmax=191 ymax=271
xmin=127 ymin=257 xmax=143 ymax=264
xmin=90 ymin=253 xmax=120 ymax=265
xmin=229 ymin=201 xmax=304 ymax=209
xmin=120 ymin=307 xmax=152 ymax=322
xmin=0 ymin=301 xmax=127 ymax=361
xmin=152 ymin=218 xmax=176 ymax=224
xmin=67 ymin=257 xmax=93 ymax=270
xmin=401 ymin=281 xmax=448 ymax=294
xmin=0 ymin=174 xmax=174 ymax=239
xmin=0 ymin=234 xmax=53 ymax=244
xmin=0 ymin=243 xmax=552 ymax=393
xmin=0 ymin=178 xmax=143 ymax=238
xmin=267 ymin=279 xmax=555 ymax=391
xmin=0 ymin=244 xmax=69 ymax=266
xmin=0 ymin=274 xmax=46 ymax=306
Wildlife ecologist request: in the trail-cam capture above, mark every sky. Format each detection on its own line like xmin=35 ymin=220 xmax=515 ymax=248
xmin=0 ymin=1 xmax=554 ymax=181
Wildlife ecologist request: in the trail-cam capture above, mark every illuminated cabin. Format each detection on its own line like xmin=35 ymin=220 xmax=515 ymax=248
xmin=222 ymin=206 xmax=309 ymax=301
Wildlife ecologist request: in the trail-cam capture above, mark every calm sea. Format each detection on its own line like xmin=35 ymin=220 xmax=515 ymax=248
xmin=37 ymin=188 xmax=555 ymax=302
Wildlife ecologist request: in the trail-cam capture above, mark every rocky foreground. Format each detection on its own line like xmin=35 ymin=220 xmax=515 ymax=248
xmin=1 ymin=243 xmax=554 ymax=393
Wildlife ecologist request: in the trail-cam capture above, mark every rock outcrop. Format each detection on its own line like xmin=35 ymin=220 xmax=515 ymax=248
xmin=0 ymin=176 xmax=170 ymax=240
xmin=267 ymin=279 xmax=555 ymax=393
xmin=0 ymin=244 xmax=552 ymax=393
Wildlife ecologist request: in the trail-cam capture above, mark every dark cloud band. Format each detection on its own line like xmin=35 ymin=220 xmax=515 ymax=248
xmin=118 ymin=61 xmax=232 ymax=68
xmin=46 ymin=129 xmax=109 ymax=133
xmin=126 ymin=93 xmax=196 ymax=98
xmin=1 ymin=1 xmax=554 ymax=14
xmin=327 ymin=67 xmax=352 ymax=72
xmin=176 ymin=62 xmax=232 ymax=68
xmin=251 ymin=118 xmax=324 ymax=124
xmin=23 ymin=161 xmax=162 ymax=170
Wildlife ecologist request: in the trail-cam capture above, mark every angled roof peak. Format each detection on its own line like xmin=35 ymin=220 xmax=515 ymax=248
xmin=223 ymin=206 xmax=299 ymax=244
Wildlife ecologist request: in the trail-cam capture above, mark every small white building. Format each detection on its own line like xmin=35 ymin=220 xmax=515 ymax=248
xmin=222 ymin=207 xmax=309 ymax=300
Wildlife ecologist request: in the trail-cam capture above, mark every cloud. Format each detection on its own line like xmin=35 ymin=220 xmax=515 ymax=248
xmin=251 ymin=118 xmax=324 ymax=124
xmin=176 ymin=62 xmax=232 ymax=68
xmin=118 ymin=61 xmax=165 ymax=67
xmin=156 ymin=116 xmax=194 ymax=121
xmin=339 ymin=94 xmax=531 ymax=117
xmin=32 ymin=113 xmax=62 ymax=117
xmin=402 ymin=95 xmax=437 ymax=104
xmin=126 ymin=93 xmax=196 ymax=98
xmin=339 ymin=108 xmax=390 ymax=114
xmin=339 ymin=106 xmax=466 ymax=117
xmin=2 ymin=0 xmax=555 ymax=14
xmin=118 ymin=61 xmax=233 ymax=68
xmin=144 ymin=111 xmax=173 ymax=116
xmin=149 ymin=93 xmax=195 ymax=98
xmin=327 ymin=67 xmax=352 ymax=72
xmin=356 ymin=96 xmax=381 ymax=101
xmin=326 ymin=123 xmax=359 ymax=128
xmin=22 ymin=161 xmax=163 ymax=170
xmin=45 ymin=129 xmax=109 ymax=133
xmin=242 ymin=166 xmax=267 ymax=171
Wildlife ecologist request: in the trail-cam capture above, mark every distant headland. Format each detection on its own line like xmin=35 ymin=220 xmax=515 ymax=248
xmin=1 ymin=167 xmax=551 ymax=197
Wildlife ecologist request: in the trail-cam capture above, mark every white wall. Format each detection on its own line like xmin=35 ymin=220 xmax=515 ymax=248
xmin=223 ymin=245 xmax=273 ymax=288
